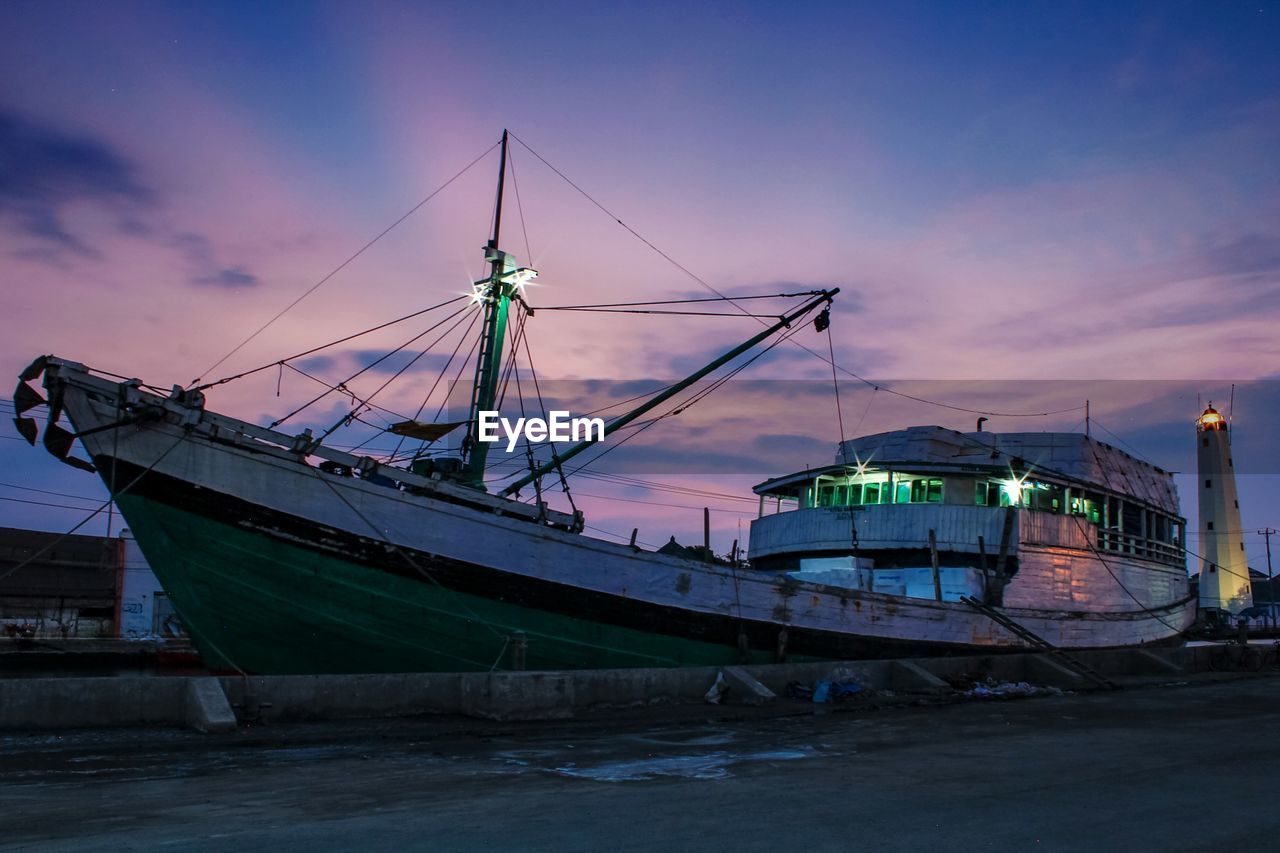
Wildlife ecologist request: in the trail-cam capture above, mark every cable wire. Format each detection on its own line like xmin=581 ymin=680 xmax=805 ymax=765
xmin=189 ymin=139 xmax=501 ymax=387
xmin=510 ymin=131 xmax=1086 ymax=420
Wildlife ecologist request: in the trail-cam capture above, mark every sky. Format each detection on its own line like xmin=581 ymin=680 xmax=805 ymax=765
xmin=1 ymin=1 xmax=1278 ymax=570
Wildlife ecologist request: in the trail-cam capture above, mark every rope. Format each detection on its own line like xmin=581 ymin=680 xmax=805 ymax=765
xmin=270 ymin=303 xmax=473 ymax=428
xmin=189 ymin=140 xmax=501 ymax=387
xmin=508 ymin=145 xmax=533 ymax=263
xmin=318 ymin=304 xmax=479 ymax=443
xmin=850 ymin=386 xmax=878 ymax=440
xmin=389 ymin=308 xmax=483 ymax=463
xmin=827 ymin=322 xmax=846 ymax=444
xmin=195 ymin=296 xmax=467 ymax=391
xmin=510 ymin=131 xmax=1086 ymax=420
xmin=534 ymin=292 xmax=824 ymax=310
xmin=554 ymin=318 xmax=810 ymax=483
xmin=280 ymin=363 xmax=409 ymax=422
xmin=531 ymin=307 xmax=781 ymax=317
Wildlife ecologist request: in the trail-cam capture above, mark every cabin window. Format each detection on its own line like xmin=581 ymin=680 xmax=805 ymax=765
xmin=1025 ymin=481 xmax=1064 ymax=513
xmin=1121 ymin=502 xmax=1142 ymax=535
xmin=1085 ymin=493 xmax=1103 ymax=525
xmin=892 ymin=478 xmax=943 ymax=504
xmin=1068 ymin=493 xmax=1102 ymax=525
xmin=975 ymin=480 xmax=1016 ymax=507
xmin=810 ymin=478 xmax=903 ymax=507
xmin=908 ymin=478 xmax=944 ymax=503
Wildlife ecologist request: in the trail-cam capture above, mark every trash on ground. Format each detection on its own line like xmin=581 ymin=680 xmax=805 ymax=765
xmin=961 ymin=678 xmax=1063 ymax=699
xmin=787 ymin=679 xmax=863 ymax=703
xmin=704 ymin=671 xmax=729 ymax=704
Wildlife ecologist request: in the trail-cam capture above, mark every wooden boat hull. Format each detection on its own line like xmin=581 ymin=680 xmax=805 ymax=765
xmin=34 ymin=359 xmax=1196 ymax=674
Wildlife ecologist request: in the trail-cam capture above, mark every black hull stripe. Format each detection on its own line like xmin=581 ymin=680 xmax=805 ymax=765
xmin=99 ymin=456 xmax=1180 ymax=660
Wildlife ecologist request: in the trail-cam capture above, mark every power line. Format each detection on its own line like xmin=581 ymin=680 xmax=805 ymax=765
xmin=0 ymin=481 xmax=103 ymax=502
xmin=0 ymin=495 xmax=105 ymax=512
xmin=569 ymin=490 xmax=755 ymax=515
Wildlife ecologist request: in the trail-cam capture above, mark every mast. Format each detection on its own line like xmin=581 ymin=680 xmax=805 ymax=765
xmin=503 ymin=289 xmax=838 ymax=496
xmin=464 ymin=130 xmax=533 ymax=488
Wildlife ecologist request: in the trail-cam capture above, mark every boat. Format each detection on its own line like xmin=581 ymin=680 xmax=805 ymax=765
xmin=750 ymin=426 xmax=1195 ymax=651
xmin=11 ymin=132 xmax=1195 ymax=673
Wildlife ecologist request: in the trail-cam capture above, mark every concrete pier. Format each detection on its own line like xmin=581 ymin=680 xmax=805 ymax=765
xmin=0 ymin=646 xmax=1207 ymax=731
xmin=2 ymin=674 xmax=1278 ymax=851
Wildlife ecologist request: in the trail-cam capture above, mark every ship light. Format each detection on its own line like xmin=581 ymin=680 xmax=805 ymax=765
xmin=1001 ymin=475 xmax=1027 ymax=505
xmin=468 ymin=280 xmax=490 ymax=306
xmin=505 ymin=267 xmax=538 ymax=292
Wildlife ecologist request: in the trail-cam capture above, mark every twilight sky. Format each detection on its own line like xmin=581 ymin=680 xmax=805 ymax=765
xmin=2 ymin=1 xmax=1278 ymax=569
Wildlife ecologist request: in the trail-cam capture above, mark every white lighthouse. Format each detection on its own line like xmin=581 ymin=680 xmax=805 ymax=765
xmin=1196 ymin=404 xmax=1252 ymax=614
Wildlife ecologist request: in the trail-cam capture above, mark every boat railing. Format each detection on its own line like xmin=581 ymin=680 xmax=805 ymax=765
xmin=1095 ymin=530 xmax=1183 ymax=566
xmin=748 ymin=503 xmax=1014 ymax=561
xmin=749 ymin=497 xmax=1185 ymax=567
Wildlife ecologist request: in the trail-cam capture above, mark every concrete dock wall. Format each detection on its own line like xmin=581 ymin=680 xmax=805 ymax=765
xmin=0 ymin=646 xmax=1199 ymax=731
xmin=0 ymin=676 xmax=189 ymax=729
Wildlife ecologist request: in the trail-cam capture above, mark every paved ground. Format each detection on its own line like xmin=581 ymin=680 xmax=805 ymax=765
xmin=3 ymin=675 xmax=1278 ymax=852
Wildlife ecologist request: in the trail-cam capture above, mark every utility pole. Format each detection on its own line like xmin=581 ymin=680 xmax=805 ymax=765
xmin=1264 ymin=527 xmax=1276 ymax=629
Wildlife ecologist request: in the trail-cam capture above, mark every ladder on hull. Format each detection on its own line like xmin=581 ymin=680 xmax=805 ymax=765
xmin=960 ymin=595 xmax=1118 ymax=690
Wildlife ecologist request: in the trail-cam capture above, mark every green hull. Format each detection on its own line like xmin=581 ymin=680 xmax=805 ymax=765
xmin=117 ymin=494 xmax=771 ymax=674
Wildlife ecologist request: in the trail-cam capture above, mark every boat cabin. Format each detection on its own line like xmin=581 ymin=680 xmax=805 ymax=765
xmin=748 ymin=426 xmax=1186 ymax=600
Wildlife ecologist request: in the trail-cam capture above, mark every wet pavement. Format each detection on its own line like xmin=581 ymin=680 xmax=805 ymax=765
xmin=3 ymin=675 xmax=1279 ymax=851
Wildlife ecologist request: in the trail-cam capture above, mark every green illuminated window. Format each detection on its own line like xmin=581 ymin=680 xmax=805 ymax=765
xmin=908 ymin=478 xmax=943 ymax=503
xmin=1026 ymin=481 xmax=1064 ymax=513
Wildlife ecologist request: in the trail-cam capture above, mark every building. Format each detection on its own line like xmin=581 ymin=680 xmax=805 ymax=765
xmin=0 ymin=526 xmax=181 ymax=640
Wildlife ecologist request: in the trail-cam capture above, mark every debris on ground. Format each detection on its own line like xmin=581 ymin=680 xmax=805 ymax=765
xmin=959 ymin=677 xmax=1064 ymax=699
xmin=786 ymin=679 xmax=864 ymax=703
xmin=704 ymin=671 xmax=729 ymax=704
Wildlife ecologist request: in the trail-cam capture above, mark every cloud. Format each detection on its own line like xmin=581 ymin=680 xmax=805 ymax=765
xmin=0 ymin=107 xmax=153 ymax=255
xmin=0 ymin=107 xmax=264 ymax=288
xmin=170 ymin=231 xmax=262 ymax=288
xmin=1198 ymin=232 xmax=1280 ymax=278
xmin=191 ymin=266 xmax=260 ymax=288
